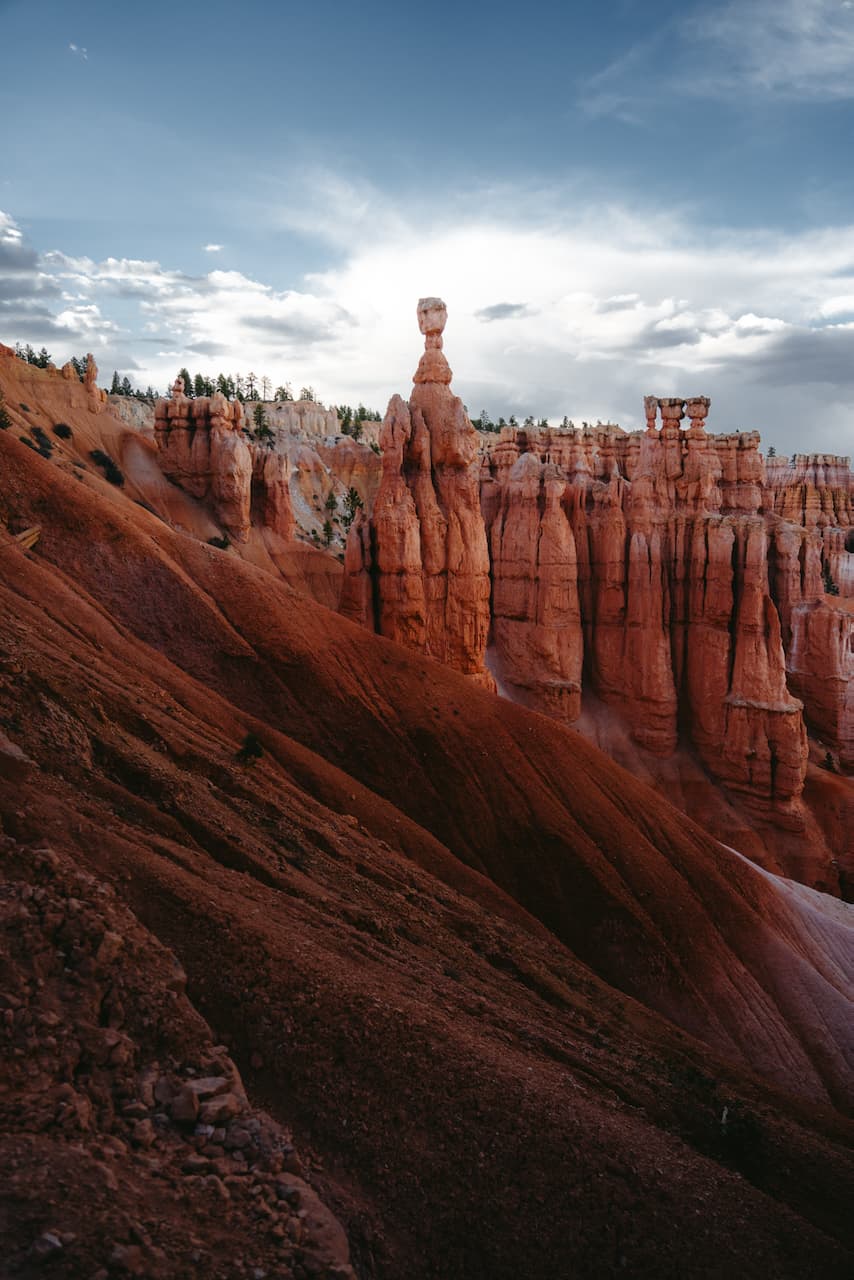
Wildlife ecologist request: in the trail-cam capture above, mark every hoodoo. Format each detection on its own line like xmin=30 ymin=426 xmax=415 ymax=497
xmin=341 ymin=298 xmax=494 ymax=688
xmin=154 ymin=376 xmax=293 ymax=544
xmin=482 ymin=401 xmax=810 ymax=827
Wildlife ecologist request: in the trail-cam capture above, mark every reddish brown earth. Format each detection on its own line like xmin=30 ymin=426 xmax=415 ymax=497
xmin=0 ymin=352 xmax=853 ymax=1278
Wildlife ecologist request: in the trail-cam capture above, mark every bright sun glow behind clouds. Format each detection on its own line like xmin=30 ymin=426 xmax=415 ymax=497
xmin=3 ymin=186 xmax=854 ymax=456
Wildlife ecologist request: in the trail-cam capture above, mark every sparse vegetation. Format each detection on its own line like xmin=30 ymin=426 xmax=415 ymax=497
xmin=208 ymin=535 xmax=231 ymax=550
xmin=369 ymin=440 xmax=381 ymax=455
xmin=89 ymin=449 xmax=125 ymax=486
xmin=14 ymin=343 xmax=52 ymax=368
xmin=341 ymin=486 xmax=363 ymax=531
xmin=235 ymin=732 xmax=263 ymax=764
xmin=53 ymin=423 xmax=73 ymax=439
xmin=252 ymin=402 xmax=274 ymax=444
xmin=0 ymin=393 xmax=10 ymax=430
xmin=338 ymin=403 xmax=382 ymax=438
xmin=30 ymin=426 xmax=53 ymax=457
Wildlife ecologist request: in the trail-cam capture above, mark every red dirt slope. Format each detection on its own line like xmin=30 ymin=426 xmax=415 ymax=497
xmin=0 ymin=376 xmax=852 ymax=1277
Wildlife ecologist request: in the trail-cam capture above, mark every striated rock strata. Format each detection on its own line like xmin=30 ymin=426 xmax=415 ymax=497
xmin=480 ymin=406 xmax=821 ymax=830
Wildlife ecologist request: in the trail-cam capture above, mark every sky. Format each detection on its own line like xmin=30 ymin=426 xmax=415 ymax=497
xmin=2 ymin=0 xmax=854 ymax=454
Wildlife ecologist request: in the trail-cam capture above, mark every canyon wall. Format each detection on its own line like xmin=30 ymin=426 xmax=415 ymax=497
xmin=342 ymin=308 xmax=853 ymax=842
xmin=489 ymin=424 xmax=854 ymax=819
xmin=481 ymin=406 xmax=816 ymax=827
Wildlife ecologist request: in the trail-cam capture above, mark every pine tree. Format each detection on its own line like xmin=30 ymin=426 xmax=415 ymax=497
xmin=110 ymin=371 xmax=121 ymax=395
xmin=341 ymin=486 xmax=363 ymax=531
xmin=194 ymin=373 xmax=206 ymax=398
xmin=177 ymin=367 xmax=193 ymax=397
xmin=121 ymin=376 xmax=133 ymax=396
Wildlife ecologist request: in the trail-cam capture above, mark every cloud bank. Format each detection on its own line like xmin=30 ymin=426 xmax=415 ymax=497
xmin=1 ymin=194 xmax=853 ymax=456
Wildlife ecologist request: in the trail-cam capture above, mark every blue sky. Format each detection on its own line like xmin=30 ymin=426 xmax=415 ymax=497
xmin=3 ymin=0 xmax=854 ymax=453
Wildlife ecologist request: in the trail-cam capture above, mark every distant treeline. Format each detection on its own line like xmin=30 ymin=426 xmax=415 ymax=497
xmin=171 ymin=369 xmax=383 ymax=437
xmin=8 ymin=342 xmax=381 ymax=432
xmin=11 ymin=343 xmax=158 ymax=399
xmin=472 ymin=410 xmax=608 ymax=433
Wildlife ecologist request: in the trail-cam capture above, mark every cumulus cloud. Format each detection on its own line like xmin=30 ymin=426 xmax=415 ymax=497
xmin=475 ymin=303 xmax=532 ymax=323
xmin=4 ymin=193 xmax=854 ymax=453
xmin=203 ymin=243 xmax=223 ymax=253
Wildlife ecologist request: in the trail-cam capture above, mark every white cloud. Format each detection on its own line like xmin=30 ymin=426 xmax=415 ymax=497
xmin=7 ymin=189 xmax=854 ymax=454
xmin=582 ymin=0 xmax=854 ymax=120
xmin=0 ymin=212 xmax=23 ymax=247
xmin=68 ymin=43 xmax=88 ymax=61
xmin=203 ymin=243 xmax=223 ymax=253
xmin=691 ymin=0 xmax=854 ymax=99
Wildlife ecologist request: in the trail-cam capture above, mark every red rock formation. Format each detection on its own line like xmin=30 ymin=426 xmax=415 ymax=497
xmin=488 ymin=453 xmax=582 ymax=716
xmin=342 ymin=299 xmax=494 ymax=688
xmin=253 ymin=449 xmax=294 ymax=540
xmin=154 ymin=377 xmax=295 ymax=544
xmin=2 ymin=354 xmax=854 ymax=1279
xmin=789 ymin=599 xmax=854 ymax=770
xmin=765 ymin=453 xmax=854 ymax=528
xmin=482 ymin=398 xmax=810 ymax=827
xmin=83 ymin=352 xmax=107 ymax=414
xmin=155 ymin=379 xmax=253 ymax=541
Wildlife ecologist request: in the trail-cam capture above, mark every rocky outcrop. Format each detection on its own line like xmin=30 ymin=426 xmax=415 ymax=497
xmin=155 ymin=378 xmax=253 ymax=541
xmin=107 ymin=394 xmax=155 ymax=435
xmin=789 ymin=600 xmax=854 ymax=770
xmin=84 ymin=353 xmax=107 ymax=414
xmin=253 ymin=449 xmax=295 ymax=540
xmin=481 ymin=400 xmax=811 ymax=825
xmin=487 ymin=453 xmax=582 ymax=717
xmin=765 ymin=453 xmax=854 ymax=529
xmin=154 ymin=377 xmax=294 ymax=544
xmin=342 ymin=299 xmax=494 ymax=688
xmin=244 ymin=399 xmax=340 ymax=441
